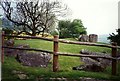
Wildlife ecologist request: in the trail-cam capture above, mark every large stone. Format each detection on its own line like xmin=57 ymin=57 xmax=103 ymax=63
xmin=73 ymin=49 xmax=111 ymax=72
xmin=89 ymin=34 xmax=98 ymax=42
xmin=16 ymin=52 xmax=51 ymax=67
xmin=4 ymin=49 xmax=17 ymax=57
xmin=78 ymin=34 xmax=89 ymax=42
xmin=80 ymin=49 xmax=111 ymax=67
xmin=12 ymin=70 xmax=29 ymax=79
xmin=73 ymin=64 xmax=105 ymax=72
xmin=4 ymin=44 xmax=30 ymax=57
xmin=5 ymin=39 xmax=14 ymax=46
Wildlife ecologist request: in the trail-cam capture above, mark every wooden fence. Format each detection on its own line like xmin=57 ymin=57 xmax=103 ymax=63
xmin=1 ymin=31 xmax=120 ymax=75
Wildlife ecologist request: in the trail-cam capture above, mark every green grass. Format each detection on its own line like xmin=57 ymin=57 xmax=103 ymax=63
xmin=15 ymin=39 xmax=111 ymax=53
xmin=2 ymin=39 xmax=120 ymax=80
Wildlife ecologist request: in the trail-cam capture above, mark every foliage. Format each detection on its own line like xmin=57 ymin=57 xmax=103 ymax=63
xmin=2 ymin=28 xmax=13 ymax=34
xmin=50 ymin=29 xmax=59 ymax=36
xmin=2 ymin=28 xmax=13 ymax=39
xmin=108 ymin=29 xmax=120 ymax=46
xmin=58 ymin=19 xmax=87 ymax=38
xmin=58 ymin=20 xmax=71 ymax=38
xmin=1 ymin=17 xmax=14 ymax=39
xmin=1 ymin=0 xmax=69 ymax=36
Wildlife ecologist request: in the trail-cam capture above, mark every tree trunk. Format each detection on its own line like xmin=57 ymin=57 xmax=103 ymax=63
xmin=42 ymin=28 xmax=45 ymax=37
xmin=42 ymin=31 xmax=44 ymax=37
xmin=31 ymin=32 xmax=36 ymax=36
xmin=31 ymin=30 xmax=36 ymax=36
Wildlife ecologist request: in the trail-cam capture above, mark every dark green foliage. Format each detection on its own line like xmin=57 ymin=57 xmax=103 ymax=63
xmin=108 ymin=29 xmax=120 ymax=46
xmin=58 ymin=20 xmax=71 ymax=38
xmin=3 ymin=28 xmax=13 ymax=39
xmin=3 ymin=28 xmax=13 ymax=35
xmin=58 ymin=19 xmax=87 ymax=38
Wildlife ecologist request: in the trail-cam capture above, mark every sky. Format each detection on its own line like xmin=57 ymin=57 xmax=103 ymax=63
xmin=61 ymin=0 xmax=120 ymax=35
xmin=0 ymin=0 xmax=120 ymax=35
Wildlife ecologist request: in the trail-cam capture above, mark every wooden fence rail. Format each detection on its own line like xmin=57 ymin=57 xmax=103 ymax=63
xmin=3 ymin=34 xmax=53 ymax=41
xmin=2 ymin=46 xmax=118 ymax=60
xmin=57 ymin=52 xmax=117 ymax=60
xmin=3 ymin=34 xmax=120 ymax=49
xmin=2 ymin=32 xmax=120 ymax=75
xmin=2 ymin=46 xmax=53 ymax=54
xmin=59 ymin=39 xmax=120 ymax=49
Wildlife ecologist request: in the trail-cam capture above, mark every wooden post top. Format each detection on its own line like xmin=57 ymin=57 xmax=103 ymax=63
xmin=112 ymin=42 xmax=117 ymax=46
xmin=53 ymin=35 xmax=59 ymax=41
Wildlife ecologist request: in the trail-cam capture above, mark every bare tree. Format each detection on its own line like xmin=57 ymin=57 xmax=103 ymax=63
xmin=1 ymin=0 xmax=69 ymax=36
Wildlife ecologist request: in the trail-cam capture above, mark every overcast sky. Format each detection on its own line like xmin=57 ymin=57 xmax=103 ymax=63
xmin=61 ymin=0 xmax=119 ymax=35
xmin=0 ymin=0 xmax=119 ymax=35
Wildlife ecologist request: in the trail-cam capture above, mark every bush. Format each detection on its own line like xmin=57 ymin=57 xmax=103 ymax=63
xmin=3 ymin=28 xmax=13 ymax=39
xmin=108 ymin=29 xmax=120 ymax=46
xmin=58 ymin=19 xmax=87 ymax=38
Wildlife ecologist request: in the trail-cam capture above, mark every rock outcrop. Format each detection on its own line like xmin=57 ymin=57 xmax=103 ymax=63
xmin=78 ymin=34 xmax=98 ymax=43
xmin=89 ymin=34 xmax=98 ymax=42
xmin=73 ymin=49 xmax=111 ymax=72
xmin=5 ymin=39 xmax=14 ymax=46
xmin=4 ymin=44 xmax=30 ymax=57
xmin=16 ymin=52 xmax=51 ymax=67
xmin=78 ymin=34 xmax=89 ymax=42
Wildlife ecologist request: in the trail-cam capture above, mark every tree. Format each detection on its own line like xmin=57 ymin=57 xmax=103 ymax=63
xmin=58 ymin=20 xmax=71 ymax=38
xmin=70 ymin=19 xmax=87 ymax=37
xmin=1 ymin=0 xmax=68 ymax=36
xmin=108 ymin=29 xmax=120 ymax=46
xmin=58 ymin=19 xmax=87 ymax=38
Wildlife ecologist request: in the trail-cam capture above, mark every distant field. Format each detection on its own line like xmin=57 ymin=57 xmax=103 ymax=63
xmin=98 ymin=34 xmax=110 ymax=43
xmin=2 ymin=39 xmax=120 ymax=80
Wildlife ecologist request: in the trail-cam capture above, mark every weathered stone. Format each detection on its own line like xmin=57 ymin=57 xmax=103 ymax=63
xmin=12 ymin=70 xmax=29 ymax=79
xmin=4 ymin=49 xmax=17 ymax=57
xmin=73 ymin=64 xmax=105 ymax=72
xmin=18 ymin=74 xmax=28 ymax=79
xmin=16 ymin=52 xmax=51 ymax=67
xmin=80 ymin=49 xmax=111 ymax=67
xmin=4 ymin=44 xmax=30 ymax=57
xmin=5 ymin=39 xmax=14 ymax=46
xmin=89 ymin=34 xmax=98 ymax=42
xmin=73 ymin=49 xmax=111 ymax=72
xmin=78 ymin=34 xmax=89 ymax=42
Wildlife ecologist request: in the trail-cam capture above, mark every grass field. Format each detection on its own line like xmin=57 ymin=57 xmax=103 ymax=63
xmin=2 ymin=39 xmax=120 ymax=80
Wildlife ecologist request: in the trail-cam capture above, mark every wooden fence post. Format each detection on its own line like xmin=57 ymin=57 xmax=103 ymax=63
xmin=2 ymin=31 xmax=5 ymax=63
xmin=112 ymin=42 xmax=117 ymax=75
xmin=53 ymin=35 xmax=59 ymax=72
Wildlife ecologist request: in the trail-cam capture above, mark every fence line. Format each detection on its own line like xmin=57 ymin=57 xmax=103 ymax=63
xmin=2 ymin=32 xmax=120 ymax=75
xmin=59 ymin=39 xmax=120 ymax=49
xmin=2 ymin=46 xmax=53 ymax=54
xmin=112 ymin=43 xmax=117 ymax=75
xmin=53 ymin=35 xmax=59 ymax=72
xmin=57 ymin=52 xmax=116 ymax=60
xmin=2 ymin=46 xmax=119 ymax=60
xmin=3 ymin=34 xmax=120 ymax=49
xmin=2 ymin=34 xmax=53 ymax=41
